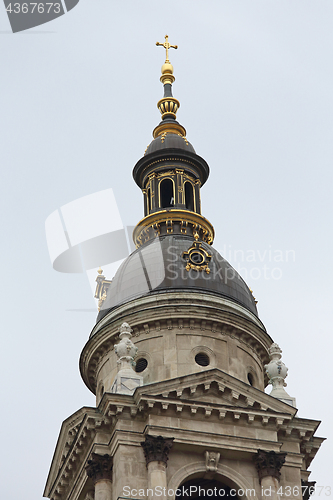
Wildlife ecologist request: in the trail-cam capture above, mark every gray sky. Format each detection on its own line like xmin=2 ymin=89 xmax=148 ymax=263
xmin=1 ymin=1 xmax=332 ymax=498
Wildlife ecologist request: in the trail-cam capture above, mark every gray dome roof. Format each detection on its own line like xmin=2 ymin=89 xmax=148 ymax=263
xmin=97 ymin=235 xmax=258 ymax=322
xmin=145 ymin=132 xmax=195 ymax=155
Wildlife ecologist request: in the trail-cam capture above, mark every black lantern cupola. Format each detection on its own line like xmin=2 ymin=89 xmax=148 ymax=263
xmin=132 ymin=35 xmax=214 ymax=248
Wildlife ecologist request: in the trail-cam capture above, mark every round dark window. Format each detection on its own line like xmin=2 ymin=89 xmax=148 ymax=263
xmin=190 ymin=251 xmax=204 ymax=265
xmin=135 ymin=358 xmax=148 ymax=373
xmin=195 ymin=352 xmax=210 ymax=366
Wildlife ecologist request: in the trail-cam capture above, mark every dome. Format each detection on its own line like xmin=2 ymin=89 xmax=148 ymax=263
xmin=145 ymin=132 xmax=196 ymax=156
xmin=97 ymin=235 xmax=258 ymax=323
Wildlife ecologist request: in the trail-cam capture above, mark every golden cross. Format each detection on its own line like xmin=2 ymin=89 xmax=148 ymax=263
xmin=156 ymin=35 xmax=178 ymax=63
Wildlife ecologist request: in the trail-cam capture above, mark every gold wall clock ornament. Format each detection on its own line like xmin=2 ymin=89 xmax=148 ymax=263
xmin=182 ymin=235 xmax=212 ymax=274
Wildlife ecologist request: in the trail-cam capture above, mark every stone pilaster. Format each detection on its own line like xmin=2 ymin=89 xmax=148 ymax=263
xmin=86 ymin=453 xmax=112 ymax=500
xmin=253 ymin=450 xmax=286 ymax=500
xmin=141 ymin=435 xmax=174 ymax=500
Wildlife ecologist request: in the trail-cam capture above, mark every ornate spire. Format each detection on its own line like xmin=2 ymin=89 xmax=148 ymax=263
xmin=153 ymin=35 xmax=185 ymax=138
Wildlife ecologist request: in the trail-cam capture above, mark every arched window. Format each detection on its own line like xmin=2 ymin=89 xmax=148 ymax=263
xmin=185 ymin=182 xmax=194 ymax=211
xmin=160 ymin=179 xmax=174 ymax=208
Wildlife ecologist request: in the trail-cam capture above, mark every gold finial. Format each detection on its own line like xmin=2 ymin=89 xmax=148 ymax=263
xmin=153 ymin=35 xmax=186 ymax=138
xmin=97 ymin=266 xmax=103 ymax=275
xmin=156 ymin=35 xmax=178 ymax=86
xmin=156 ymin=35 xmax=178 ymax=64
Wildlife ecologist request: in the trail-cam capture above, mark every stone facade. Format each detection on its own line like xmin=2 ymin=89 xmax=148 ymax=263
xmin=44 ymin=341 xmax=323 ymax=500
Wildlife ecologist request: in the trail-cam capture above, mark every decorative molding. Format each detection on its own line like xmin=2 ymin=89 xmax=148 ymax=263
xmin=140 ymin=435 xmax=174 ymax=466
xmin=85 ymin=453 xmax=113 ymax=483
xmin=205 ymin=451 xmax=220 ymax=472
xmin=133 ymin=209 xmax=214 ymax=247
xmin=253 ymin=449 xmax=287 ymax=483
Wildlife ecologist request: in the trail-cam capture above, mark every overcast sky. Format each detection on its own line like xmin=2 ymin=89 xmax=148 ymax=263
xmin=1 ymin=1 xmax=332 ymax=498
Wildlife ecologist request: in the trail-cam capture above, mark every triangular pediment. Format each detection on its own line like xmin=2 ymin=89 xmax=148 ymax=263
xmin=134 ymin=368 xmax=298 ymax=415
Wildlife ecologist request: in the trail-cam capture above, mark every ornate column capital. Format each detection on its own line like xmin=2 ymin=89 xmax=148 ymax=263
xmin=85 ymin=453 xmax=113 ymax=483
xmin=141 ymin=435 xmax=174 ymax=466
xmin=253 ymin=449 xmax=287 ymax=482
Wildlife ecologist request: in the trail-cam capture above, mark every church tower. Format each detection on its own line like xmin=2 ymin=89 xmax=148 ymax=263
xmin=44 ymin=37 xmax=324 ymax=500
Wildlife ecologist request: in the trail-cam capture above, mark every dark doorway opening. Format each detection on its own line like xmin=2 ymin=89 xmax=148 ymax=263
xmin=177 ymin=477 xmax=239 ymax=500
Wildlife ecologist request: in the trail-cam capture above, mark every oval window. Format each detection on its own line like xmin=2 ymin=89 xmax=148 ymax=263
xmin=135 ymin=358 xmax=148 ymax=373
xmin=195 ymin=352 xmax=210 ymax=366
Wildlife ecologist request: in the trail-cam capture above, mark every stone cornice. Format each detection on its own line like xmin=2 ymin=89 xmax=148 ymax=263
xmin=136 ymin=394 xmax=293 ymax=425
xmin=279 ymin=417 xmax=322 ymax=441
xmin=300 ymin=436 xmax=326 ymax=469
xmin=92 ymin=291 xmax=266 ymax=337
xmin=132 ymin=369 xmax=297 ymax=414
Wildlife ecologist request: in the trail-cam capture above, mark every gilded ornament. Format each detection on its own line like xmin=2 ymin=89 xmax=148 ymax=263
xmin=94 ymin=267 xmax=112 ymax=311
xmin=182 ymin=238 xmax=212 ymax=274
xmin=156 ymin=35 xmax=178 ymax=64
xmin=133 ymin=209 xmax=214 ymax=247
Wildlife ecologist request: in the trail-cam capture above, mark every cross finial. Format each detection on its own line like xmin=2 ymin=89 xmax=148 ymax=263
xmin=156 ymin=35 xmax=178 ymax=64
